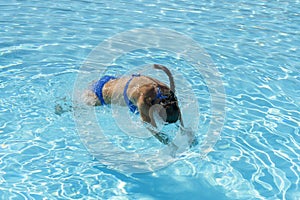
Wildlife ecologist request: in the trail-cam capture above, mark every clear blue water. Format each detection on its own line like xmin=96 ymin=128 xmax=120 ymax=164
xmin=1 ymin=0 xmax=299 ymax=199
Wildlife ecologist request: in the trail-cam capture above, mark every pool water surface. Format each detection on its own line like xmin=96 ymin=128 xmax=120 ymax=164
xmin=1 ymin=0 xmax=299 ymax=199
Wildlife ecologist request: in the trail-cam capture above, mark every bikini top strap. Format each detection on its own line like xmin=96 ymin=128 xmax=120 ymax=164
xmin=151 ymin=87 xmax=168 ymax=105
xmin=123 ymin=74 xmax=140 ymax=113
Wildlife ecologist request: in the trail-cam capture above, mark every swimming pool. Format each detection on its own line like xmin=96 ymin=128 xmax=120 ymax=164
xmin=1 ymin=0 xmax=299 ymax=199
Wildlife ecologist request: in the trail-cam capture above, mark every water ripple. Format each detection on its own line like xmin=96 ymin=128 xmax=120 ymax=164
xmin=1 ymin=0 xmax=300 ymax=199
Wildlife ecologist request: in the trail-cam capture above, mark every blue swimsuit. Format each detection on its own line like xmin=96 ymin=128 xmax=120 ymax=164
xmin=92 ymin=75 xmax=116 ymax=105
xmin=93 ymin=74 xmax=168 ymax=113
xmin=123 ymin=74 xmax=141 ymax=113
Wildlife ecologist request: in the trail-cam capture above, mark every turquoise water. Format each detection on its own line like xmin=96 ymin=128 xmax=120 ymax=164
xmin=1 ymin=0 xmax=299 ymax=199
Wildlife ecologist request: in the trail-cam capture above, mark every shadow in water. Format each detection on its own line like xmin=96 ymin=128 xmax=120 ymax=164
xmin=129 ymin=173 xmax=229 ymax=200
